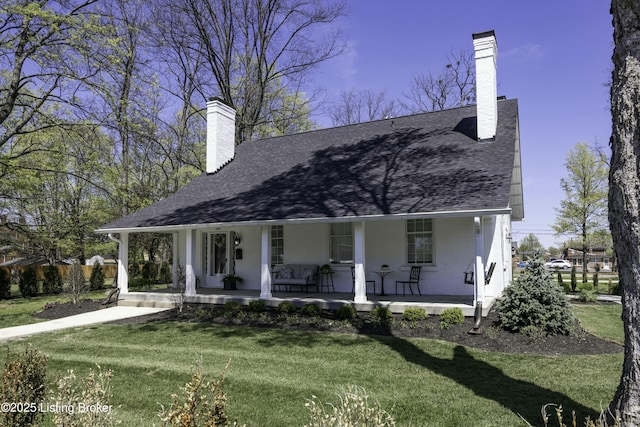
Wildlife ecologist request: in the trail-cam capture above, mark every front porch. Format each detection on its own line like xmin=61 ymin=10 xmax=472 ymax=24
xmin=116 ymin=287 xmax=495 ymax=317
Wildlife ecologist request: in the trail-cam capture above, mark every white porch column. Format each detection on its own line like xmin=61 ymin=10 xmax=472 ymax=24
xmin=353 ymin=221 xmax=367 ymax=303
xmin=185 ymin=229 xmax=196 ymax=296
xmin=117 ymin=232 xmax=129 ymax=294
xmin=474 ymin=217 xmax=485 ymax=307
xmin=260 ymin=226 xmax=272 ymax=299
xmin=172 ymin=232 xmax=179 ymax=289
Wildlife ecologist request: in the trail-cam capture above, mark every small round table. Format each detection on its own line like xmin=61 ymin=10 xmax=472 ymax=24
xmin=371 ymin=269 xmax=394 ymax=296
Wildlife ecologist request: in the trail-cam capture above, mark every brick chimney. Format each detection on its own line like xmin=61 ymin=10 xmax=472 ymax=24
xmin=473 ymin=30 xmax=498 ymax=141
xmin=206 ymin=97 xmax=236 ymax=174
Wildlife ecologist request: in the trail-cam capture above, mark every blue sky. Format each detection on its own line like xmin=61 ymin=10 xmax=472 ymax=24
xmin=314 ymin=1 xmax=613 ymax=249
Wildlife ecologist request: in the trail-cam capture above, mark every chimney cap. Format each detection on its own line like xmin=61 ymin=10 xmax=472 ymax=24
xmin=207 ymin=96 xmax=233 ymax=108
xmin=472 ymin=30 xmax=496 ymax=40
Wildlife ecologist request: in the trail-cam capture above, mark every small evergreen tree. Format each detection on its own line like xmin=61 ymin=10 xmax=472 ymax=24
xmin=19 ymin=266 xmax=39 ymax=298
xmin=159 ymin=261 xmax=172 ymax=284
xmin=570 ymin=265 xmax=577 ymax=292
xmin=89 ymin=263 xmax=105 ymax=290
xmin=42 ymin=265 xmax=64 ymax=294
xmin=141 ymin=261 xmax=158 ymax=283
xmin=0 ymin=268 xmax=10 ymax=299
xmin=497 ymin=259 xmax=575 ymax=336
xmin=557 ymin=271 xmax=563 ymax=287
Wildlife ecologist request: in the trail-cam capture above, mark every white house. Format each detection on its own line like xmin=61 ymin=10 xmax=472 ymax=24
xmin=96 ymin=30 xmax=523 ymax=315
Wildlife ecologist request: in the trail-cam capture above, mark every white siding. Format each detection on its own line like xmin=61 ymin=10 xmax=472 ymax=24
xmin=175 ymin=215 xmax=512 ymax=300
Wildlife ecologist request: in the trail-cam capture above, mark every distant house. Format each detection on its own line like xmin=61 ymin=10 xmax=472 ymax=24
xmin=96 ymin=31 xmax=523 ymax=315
xmin=564 ymin=247 xmax=613 ymax=271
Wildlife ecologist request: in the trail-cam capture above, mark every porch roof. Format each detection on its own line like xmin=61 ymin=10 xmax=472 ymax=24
xmin=97 ymin=99 xmax=522 ymax=233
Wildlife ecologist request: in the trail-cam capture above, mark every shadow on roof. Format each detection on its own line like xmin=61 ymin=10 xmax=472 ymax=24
xmin=142 ymin=125 xmax=508 ymax=226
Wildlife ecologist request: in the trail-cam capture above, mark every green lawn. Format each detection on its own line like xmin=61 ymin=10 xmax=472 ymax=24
xmin=0 ymin=288 xmax=109 ymax=328
xmin=572 ymin=303 xmax=624 ymax=345
xmin=0 ymin=303 xmax=624 ymax=427
xmin=0 ymin=282 xmax=169 ymax=329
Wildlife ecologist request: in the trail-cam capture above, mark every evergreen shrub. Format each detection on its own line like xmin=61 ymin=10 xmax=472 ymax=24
xmin=336 ymin=304 xmax=357 ymax=320
xmin=129 ymin=277 xmax=152 ymax=289
xmin=19 ymin=266 xmax=39 ymax=298
xmin=497 ymin=259 xmax=575 ymax=336
xmin=609 ymin=278 xmax=620 ymax=295
xmin=248 ymin=299 xmax=266 ymax=313
xmin=43 ymin=265 xmax=64 ymax=294
xmin=556 ymin=271 xmax=563 ymax=287
xmin=301 ymin=303 xmax=322 ymax=316
xmin=277 ymin=301 xmax=297 ymax=314
xmin=578 ymin=282 xmax=594 ymax=292
xmin=370 ymin=306 xmax=393 ymax=326
xmin=403 ymin=306 xmax=427 ymax=321
xmin=158 ymin=261 xmax=172 ymax=284
xmin=570 ymin=265 xmax=577 ymax=292
xmin=440 ymin=307 xmax=464 ymax=329
xmin=89 ymin=263 xmax=105 ymax=290
xmin=0 ymin=268 xmax=10 ymax=299
xmin=141 ymin=261 xmax=158 ymax=283
xmin=223 ymin=301 xmax=242 ymax=314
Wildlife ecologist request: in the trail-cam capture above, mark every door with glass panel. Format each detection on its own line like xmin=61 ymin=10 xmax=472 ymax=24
xmin=207 ymin=232 xmax=229 ymax=286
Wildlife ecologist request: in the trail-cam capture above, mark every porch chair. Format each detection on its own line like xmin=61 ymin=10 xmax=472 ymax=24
xmin=395 ymin=266 xmax=422 ymax=296
xmin=351 ymin=266 xmax=376 ymax=294
xmin=464 ymin=261 xmax=497 ymax=285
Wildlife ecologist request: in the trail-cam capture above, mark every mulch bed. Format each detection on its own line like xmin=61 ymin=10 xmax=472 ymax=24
xmin=34 ymin=299 xmax=623 ymax=356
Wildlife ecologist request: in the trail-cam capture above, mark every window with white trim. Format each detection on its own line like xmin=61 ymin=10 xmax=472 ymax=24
xmin=329 ymin=223 xmax=353 ymax=264
xmin=407 ymin=219 xmax=433 ymax=264
xmin=271 ymin=225 xmax=284 ymax=266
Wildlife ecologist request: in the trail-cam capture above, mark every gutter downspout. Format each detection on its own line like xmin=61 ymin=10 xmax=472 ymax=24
xmin=469 ymin=217 xmax=484 ymax=335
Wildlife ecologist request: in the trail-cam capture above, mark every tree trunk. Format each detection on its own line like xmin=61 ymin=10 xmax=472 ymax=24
xmin=609 ymin=1 xmax=640 ymax=424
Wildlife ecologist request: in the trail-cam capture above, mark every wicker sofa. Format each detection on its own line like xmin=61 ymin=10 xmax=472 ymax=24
xmin=272 ymin=264 xmax=319 ymax=292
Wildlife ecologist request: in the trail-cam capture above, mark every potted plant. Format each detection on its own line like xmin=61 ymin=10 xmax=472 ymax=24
xmin=319 ymin=264 xmax=334 ymax=274
xmin=222 ymin=273 xmax=243 ymax=290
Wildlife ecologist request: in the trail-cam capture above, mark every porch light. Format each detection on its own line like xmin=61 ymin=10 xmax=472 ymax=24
xmin=234 ymin=232 xmax=241 ymax=246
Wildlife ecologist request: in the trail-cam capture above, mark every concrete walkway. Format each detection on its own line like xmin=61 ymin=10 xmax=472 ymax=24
xmin=0 ymin=306 xmax=170 ymax=342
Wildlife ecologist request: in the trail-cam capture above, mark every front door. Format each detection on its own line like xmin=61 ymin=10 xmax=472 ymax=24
xmin=207 ymin=232 xmax=229 ymax=287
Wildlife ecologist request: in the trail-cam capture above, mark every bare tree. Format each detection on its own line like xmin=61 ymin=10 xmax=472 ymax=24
xmin=82 ymin=0 xmax=160 ymax=216
xmin=608 ymin=0 xmax=640 ymax=424
xmin=150 ymin=3 xmax=209 ymax=189
xmin=329 ymin=89 xmax=398 ymax=126
xmin=403 ymin=50 xmax=475 ymax=113
xmin=157 ymin=0 xmax=346 ymax=143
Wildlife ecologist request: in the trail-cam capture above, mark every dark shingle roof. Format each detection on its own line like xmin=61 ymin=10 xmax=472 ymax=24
xmin=98 ymin=98 xmax=520 ymax=231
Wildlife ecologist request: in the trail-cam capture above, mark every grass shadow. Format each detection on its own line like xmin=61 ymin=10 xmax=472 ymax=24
xmin=371 ymin=332 xmax=598 ymax=425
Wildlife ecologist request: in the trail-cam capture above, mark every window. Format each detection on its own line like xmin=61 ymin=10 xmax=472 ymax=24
xmin=271 ymin=225 xmax=284 ymax=266
xmin=329 ymin=223 xmax=353 ymax=264
xmin=407 ymin=219 xmax=433 ymax=264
